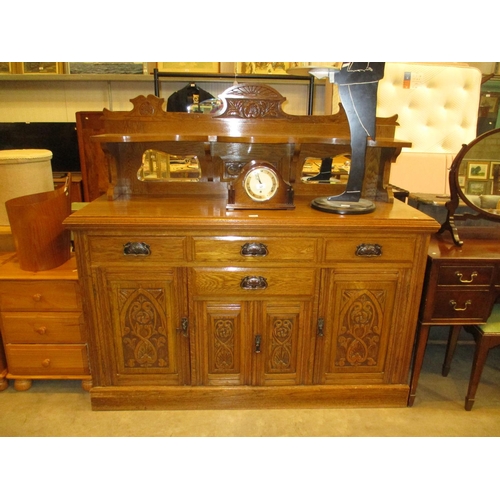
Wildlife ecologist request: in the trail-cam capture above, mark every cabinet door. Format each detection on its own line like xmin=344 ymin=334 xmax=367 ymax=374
xmin=192 ymin=299 xmax=314 ymax=386
xmin=313 ymin=270 xmax=400 ymax=385
xmin=94 ymin=267 xmax=190 ymax=386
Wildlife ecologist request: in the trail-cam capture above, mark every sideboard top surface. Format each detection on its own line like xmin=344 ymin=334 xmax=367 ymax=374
xmin=65 ymin=195 xmax=440 ymax=234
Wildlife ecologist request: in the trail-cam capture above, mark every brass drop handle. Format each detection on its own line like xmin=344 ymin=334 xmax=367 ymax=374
xmin=240 ymin=276 xmax=268 ymax=290
xmin=255 ymin=335 xmax=262 ymax=353
xmin=41 ymin=358 xmax=51 ymax=368
xmin=36 ymin=326 xmax=47 ymax=335
xmin=455 ymin=271 xmax=478 ymax=283
xmin=32 ymin=293 xmax=42 ymax=302
xmin=450 ymin=299 xmax=471 ymax=311
xmin=241 ymin=242 xmax=268 ymax=257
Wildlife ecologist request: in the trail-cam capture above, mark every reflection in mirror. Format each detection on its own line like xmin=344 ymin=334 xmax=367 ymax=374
xmin=138 ymin=150 xmax=201 ymax=182
xmin=301 ymin=154 xmax=351 ymax=184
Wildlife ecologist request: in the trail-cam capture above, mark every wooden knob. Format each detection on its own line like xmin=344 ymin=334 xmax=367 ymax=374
xmin=32 ymin=293 xmax=42 ymax=302
xmin=36 ymin=327 xmax=47 ymax=335
xmin=41 ymin=358 xmax=51 ymax=368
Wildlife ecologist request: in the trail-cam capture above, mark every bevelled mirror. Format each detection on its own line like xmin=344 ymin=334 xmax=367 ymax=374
xmin=441 ymin=127 xmax=500 ymax=245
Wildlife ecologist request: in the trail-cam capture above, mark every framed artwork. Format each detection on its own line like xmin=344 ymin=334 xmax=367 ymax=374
xmin=467 ymin=180 xmax=491 ymax=196
xmin=480 ymin=94 xmax=499 ymax=114
xmin=0 ymin=62 xmax=12 ymax=73
xmin=467 ymin=161 xmax=489 ymax=180
xmin=157 ymin=62 xmax=219 ymax=73
xmin=490 ymin=162 xmax=500 ymax=179
xmin=22 ymin=62 xmax=61 ymax=74
xmin=67 ymin=62 xmax=146 ymax=74
xmin=237 ymin=62 xmax=290 ymax=74
xmin=458 ymin=175 xmax=466 ymax=188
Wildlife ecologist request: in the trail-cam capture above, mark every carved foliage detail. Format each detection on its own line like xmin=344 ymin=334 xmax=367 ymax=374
xmin=213 ymin=317 xmax=235 ymax=370
xmin=336 ymin=290 xmax=385 ymax=367
xmin=118 ymin=287 xmax=169 ymax=369
xmin=224 ymin=99 xmax=282 ymax=119
xmin=270 ymin=318 xmax=294 ymax=370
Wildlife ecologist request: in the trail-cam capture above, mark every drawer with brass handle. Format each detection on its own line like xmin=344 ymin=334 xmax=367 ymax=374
xmin=192 ymin=237 xmax=317 ymax=262
xmin=191 ymin=267 xmax=317 ymax=296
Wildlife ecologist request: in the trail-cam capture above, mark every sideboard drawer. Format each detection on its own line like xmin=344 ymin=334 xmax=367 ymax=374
xmin=0 ymin=281 xmax=80 ymax=311
xmin=88 ymin=236 xmax=187 ymax=263
xmin=5 ymin=344 xmax=90 ymax=376
xmin=428 ymin=290 xmax=493 ymax=321
xmin=191 ymin=267 xmax=317 ymax=296
xmin=1 ymin=312 xmax=84 ymax=344
xmin=437 ymin=265 xmax=494 ymax=286
xmin=324 ymin=237 xmax=416 ymax=263
xmin=192 ymin=237 xmax=317 ymax=262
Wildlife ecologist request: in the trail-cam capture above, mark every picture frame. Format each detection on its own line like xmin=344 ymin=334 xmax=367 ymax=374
xmin=0 ymin=62 xmax=12 ymax=74
xmin=467 ymin=180 xmax=491 ymax=196
xmin=157 ymin=62 xmax=219 ymax=73
xmin=67 ymin=62 xmax=147 ymax=74
xmin=21 ymin=62 xmax=61 ymax=74
xmin=236 ymin=62 xmax=291 ymax=75
xmin=458 ymin=175 xmax=466 ymax=188
xmin=479 ymin=94 xmax=499 ymax=114
xmin=467 ymin=161 xmax=489 ymax=180
xmin=490 ymin=162 xmax=500 ymax=180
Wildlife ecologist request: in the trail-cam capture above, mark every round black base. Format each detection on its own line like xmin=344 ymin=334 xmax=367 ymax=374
xmin=311 ymin=197 xmax=376 ymax=215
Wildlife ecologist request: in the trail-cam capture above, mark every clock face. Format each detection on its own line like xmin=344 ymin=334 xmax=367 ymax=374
xmin=243 ymin=166 xmax=279 ymax=202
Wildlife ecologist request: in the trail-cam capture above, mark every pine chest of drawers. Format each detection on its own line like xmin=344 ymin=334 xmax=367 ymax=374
xmin=0 ymin=252 xmax=91 ymax=391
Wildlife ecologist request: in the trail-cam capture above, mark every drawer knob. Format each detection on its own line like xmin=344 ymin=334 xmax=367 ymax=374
xmin=241 ymin=242 xmax=268 ymax=257
xmin=450 ymin=299 xmax=472 ymax=311
xmin=123 ymin=242 xmax=151 ymax=256
xmin=355 ymin=243 xmax=382 ymax=257
xmin=36 ymin=327 xmax=47 ymax=335
xmin=455 ymin=271 xmax=478 ymax=283
xmin=240 ymin=276 xmax=268 ymax=290
xmin=41 ymin=358 xmax=51 ymax=368
xmin=32 ymin=293 xmax=42 ymax=302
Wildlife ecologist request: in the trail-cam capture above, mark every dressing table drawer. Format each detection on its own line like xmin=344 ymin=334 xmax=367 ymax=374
xmin=88 ymin=236 xmax=187 ymax=263
xmin=428 ymin=290 xmax=493 ymax=322
xmin=437 ymin=265 xmax=494 ymax=286
xmin=192 ymin=237 xmax=317 ymax=262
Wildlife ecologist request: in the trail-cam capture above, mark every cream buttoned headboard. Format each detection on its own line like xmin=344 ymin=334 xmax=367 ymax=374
xmin=376 ymin=63 xmax=482 ymax=194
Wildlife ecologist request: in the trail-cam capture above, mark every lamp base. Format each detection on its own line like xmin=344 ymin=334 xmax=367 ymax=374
xmin=311 ymin=197 xmax=375 ymax=215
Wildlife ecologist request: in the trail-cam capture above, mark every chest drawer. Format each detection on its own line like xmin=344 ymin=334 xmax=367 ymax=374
xmin=5 ymin=344 xmax=90 ymax=376
xmin=192 ymin=237 xmax=317 ymax=262
xmin=0 ymin=281 xmax=80 ymax=311
xmin=191 ymin=267 xmax=317 ymax=296
xmin=88 ymin=236 xmax=187 ymax=263
xmin=324 ymin=236 xmax=416 ymax=263
xmin=436 ymin=265 xmax=494 ymax=286
xmin=1 ymin=312 xmax=84 ymax=344
xmin=427 ymin=290 xmax=493 ymax=322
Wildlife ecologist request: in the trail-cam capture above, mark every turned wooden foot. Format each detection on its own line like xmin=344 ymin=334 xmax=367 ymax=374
xmin=81 ymin=379 xmax=92 ymax=392
xmin=0 ymin=377 xmax=8 ymax=391
xmin=14 ymin=379 xmax=32 ymax=391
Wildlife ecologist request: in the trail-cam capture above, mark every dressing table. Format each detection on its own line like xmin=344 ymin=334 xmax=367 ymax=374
xmin=65 ymin=85 xmax=439 ymax=410
xmin=408 ymin=127 xmax=500 ymax=406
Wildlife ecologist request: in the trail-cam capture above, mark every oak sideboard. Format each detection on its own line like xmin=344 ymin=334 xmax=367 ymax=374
xmin=65 ymin=86 xmax=440 ymax=410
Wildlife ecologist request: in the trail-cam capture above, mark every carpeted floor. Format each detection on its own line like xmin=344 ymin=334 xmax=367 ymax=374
xmin=1 ymin=326 xmax=500 ymax=437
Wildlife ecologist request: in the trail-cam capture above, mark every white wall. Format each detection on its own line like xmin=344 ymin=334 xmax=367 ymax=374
xmin=0 ymin=78 xmax=325 ymax=123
